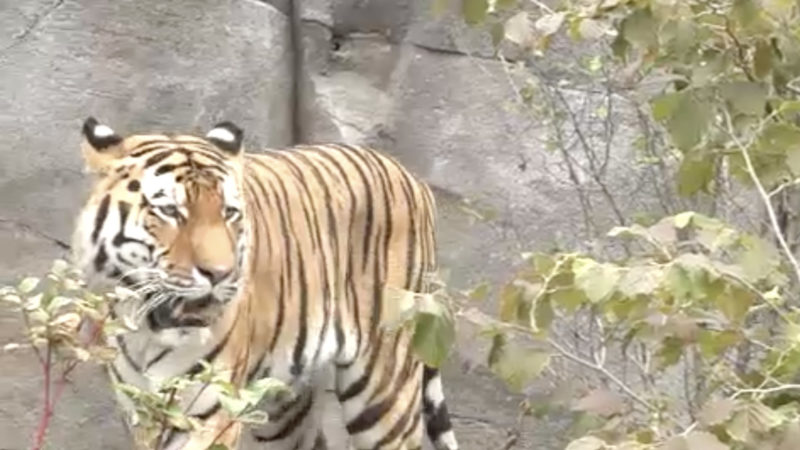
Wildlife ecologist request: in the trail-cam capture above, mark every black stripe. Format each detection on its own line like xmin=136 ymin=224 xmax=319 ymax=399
xmin=337 ymin=331 xmax=384 ymax=402
xmin=424 ymin=401 xmax=453 ymax=441
xmin=115 ymin=335 xmax=142 ymax=372
xmin=254 ymin=391 xmax=314 ymax=442
xmin=145 ymin=348 xmax=172 ymax=369
xmin=251 ymin=158 xmax=295 ymax=295
xmin=277 ymin=153 xmax=333 ymax=367
xmin=398 ymin=390 xmax=423 ymax=445
xmin=91 ymin=195 xmax=111 ymax=243
xmin=396 ymin=172 xmax=419 ymax=290
xmin=308 ymin=149 xmax=361 ymax=360
xmin=376 ymin=376 xmax=423 ymax=446
xmin=422 ymin=367 xmax=453 ymax=441
xmin=93 ymin=242 xmax=108 ymax=272
xmin=144 ymin=150 xmax=173 ymax=168
xmin=291 ymin=249 xmax=308 ymax=376
xmin=334 ymin=146 xmax=375 ymax=273
xmin=195 ymin=402 xmax=221 ymax=420
xmin=244 ymin=171 xmax=284 ymax=352
xmin=346 ymin=394 xmax=395 ymax=435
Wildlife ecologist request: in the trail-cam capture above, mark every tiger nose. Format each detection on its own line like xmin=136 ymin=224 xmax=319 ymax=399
xmin=196 ymin=265 xmax=231 ymax=285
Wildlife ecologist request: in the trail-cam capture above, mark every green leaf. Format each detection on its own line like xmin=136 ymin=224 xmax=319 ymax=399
xmin=617 ymin=266 xmax=662 ymax=298
xmin=731 ymin=0 xmax=761 ymax=30
xmin=716 ymin=285 xmax=753 ymax=324
xmin=551 ymin=287 xmax=587 ymax=312
xmin=722 ymin=81 xmax=767 ymax=116
xmin=651 ymin=92 xmax=681 ymax=121
xmin=620 ymin=7 xmax=657 ymax=49
xmin=462 ymin=0 xmax=488 ymax=25
xmin=496 ymin=0 xmax=516 ymax=9
xmin=218 ymin=394 xmax=249 ymax=417
xmin=208 ymin=445 xmax=230 ymax=450
xmin=728 ymin=401 xmax=785 ymax=442
xmin=657 ymin=336 xmax=684 ymax=368
xmin=533 ymin=297 xmax=553 ymax=332
xmin=667 ymin=91 xmax=711 ymax=151
xmin=698 ymin=329 xmax=741 ymax=358
xmin=412 ymin=311 xmax=455 ymax=367
xmin=677 ymin=155 xmax=715 ymax=196
xmin=489 ymin=339 xmax=550 ymax=392
xmin=753 ymin=39 xmax=773 ymax=79
xmin=490 ymin=21 xmax=504 ymax=47
xmin=737 ymin=234 xmax=780 ymax=283
xmin=573 ymin=259 xmax=621 ymax=303
xmin=756 ymin=123 xmax=800 ymax=155
xmin=499 ymin=284 xmax=523 ymax=322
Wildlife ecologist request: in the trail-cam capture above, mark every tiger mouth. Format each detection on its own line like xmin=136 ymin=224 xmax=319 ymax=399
xmin=146 ymin=294 xmax=223 ymax=330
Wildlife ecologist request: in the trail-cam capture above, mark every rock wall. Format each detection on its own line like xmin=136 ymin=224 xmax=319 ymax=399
xmin=0 ymin=1 xmax=634 ymax=448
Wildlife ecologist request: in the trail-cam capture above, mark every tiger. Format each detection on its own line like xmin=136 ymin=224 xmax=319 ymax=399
xmin=70 ymin=116 xmax=459 ymax=450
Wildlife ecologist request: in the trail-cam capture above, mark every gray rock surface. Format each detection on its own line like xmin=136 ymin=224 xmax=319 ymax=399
xmin=0 ymin=0 xmax=634 ymax=449
xmin=0 ymin=1 xmax=291 ymax=449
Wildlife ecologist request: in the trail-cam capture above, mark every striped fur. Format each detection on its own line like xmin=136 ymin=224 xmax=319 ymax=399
xmin=71 ymin=118 xmax=458 ymax=450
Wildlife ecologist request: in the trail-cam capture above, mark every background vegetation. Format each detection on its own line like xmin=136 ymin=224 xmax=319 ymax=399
xmin=435 ymin=0 xmax=800 ymax=448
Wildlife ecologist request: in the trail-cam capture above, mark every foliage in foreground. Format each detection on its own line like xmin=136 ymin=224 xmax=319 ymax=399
xmin=0 ymin=261 xmax=286 ymax=450
xmin=436 ymin=0 xmax=800 ymax=449
xmin=466 ymin=212 xmax=800 ymax=449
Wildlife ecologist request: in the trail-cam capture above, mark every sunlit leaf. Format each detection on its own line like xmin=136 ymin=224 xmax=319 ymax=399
xmin=18 ymin=277 xmax=40 ymax=294
xmin=573 ymin=258 xmax=620 ymax=303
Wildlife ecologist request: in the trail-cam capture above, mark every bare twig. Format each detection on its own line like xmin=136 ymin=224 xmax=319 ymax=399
xmin=721 ymin=110 xmax=800 ymax=285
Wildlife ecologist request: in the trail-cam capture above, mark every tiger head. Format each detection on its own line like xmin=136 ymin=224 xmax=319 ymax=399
xmin=72 ymin=117 xmax=249 ymax=331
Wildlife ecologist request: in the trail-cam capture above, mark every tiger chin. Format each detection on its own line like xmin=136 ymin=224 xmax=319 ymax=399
xmin=70 ymin=117 xmax=459 ymax=450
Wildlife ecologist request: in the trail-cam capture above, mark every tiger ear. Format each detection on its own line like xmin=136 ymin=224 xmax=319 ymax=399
xmin=205 ymin=121 xmax=244 ymax=155
xmin=81 ymin=117 xmax=125 ymax=173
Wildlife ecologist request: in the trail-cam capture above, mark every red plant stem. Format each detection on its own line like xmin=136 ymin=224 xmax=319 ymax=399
xmin=30 ymin=315 xmax=110 ymax=450
xmin=32 ymin=345 xmax=52 ymax=450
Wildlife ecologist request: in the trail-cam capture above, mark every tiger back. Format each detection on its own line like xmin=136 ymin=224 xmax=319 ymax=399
xmin=71 ymin=117 xmax=459 ymax=450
